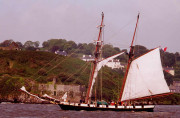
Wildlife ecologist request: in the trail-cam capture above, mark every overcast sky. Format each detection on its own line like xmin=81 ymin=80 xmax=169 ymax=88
xmin=0 ymin=0 xmax=180 ymax=52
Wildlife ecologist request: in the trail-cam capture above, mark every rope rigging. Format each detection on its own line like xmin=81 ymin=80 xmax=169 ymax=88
xmin=64 ymin=61 xmax=91 ymax=82
xmin=33 ymin=44 xmax=87 ymax=81
xmin=105 ymin=18 xmax=136 ymax=47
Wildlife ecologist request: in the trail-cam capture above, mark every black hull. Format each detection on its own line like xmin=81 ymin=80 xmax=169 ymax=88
xmin=58 ymin=104 xmax=154 ymax=112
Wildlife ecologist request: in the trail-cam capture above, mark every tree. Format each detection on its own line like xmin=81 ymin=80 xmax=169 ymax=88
xmin=42 ymin=41 xmax=49 ymax=48
xmin=42 ymin=39 xmax=67 ymax=51
xmin=15 ymin=41 xmax=23 ymax=48
xmin=118 ymin=49 xmax=128 ymax=63
xmin=81 ymin=43 xmax=88 ymax=54
xmin=102 ymin=44 xmax=118 ymax=58
xmin=175 ymin=52 xmax=180 ymax=61
xmin=64 ymin=41 xmax=77 ymax=53
xmin=50 ymin=46 xmax=60 ymax=52
xmin=164 ymin=71 xmax=173 ymax=86
xmin=77 ymin=43 xmax=83 ymax=49
xmin=0 ymin=75 xmax=24 ymax=97
xmin=0 ymin=39 xmax=13 ymax=47
xmin=23 ymin=41 xmax=40 ymax=50
xmin=161 ymin=51 xmax=175 ymax=67
xmin=85 ymin=43 xmax=95 ymax=55
xmin=34 ymin=41 xmax=40 ymax=48
xmin=122 ymin=49 xmax=127 ymax=53
xmin=114 ymin=47 xmax=121 ymax=52
xmin=134 ymin=45 xmax=148 ymax=58
xmin=23 ymin=41 xmax=34 ymax=48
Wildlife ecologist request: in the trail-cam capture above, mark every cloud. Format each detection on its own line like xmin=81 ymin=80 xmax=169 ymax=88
xmin=0 ymin=0 xmax=179 ymax=52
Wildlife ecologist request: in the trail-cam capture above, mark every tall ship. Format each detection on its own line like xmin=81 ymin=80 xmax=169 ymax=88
xmin=58 ymin=13 xmax=171 ymax=112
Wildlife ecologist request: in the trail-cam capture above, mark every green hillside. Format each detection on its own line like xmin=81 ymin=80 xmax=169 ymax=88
xmin=0 ymin=50 xmax=123 ymax=101
xmin=1 ymin=49 xmax=179 ymax=104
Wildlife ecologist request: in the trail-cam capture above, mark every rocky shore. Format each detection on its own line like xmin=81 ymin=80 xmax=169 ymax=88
xmin=0 ymin=93 xmax=53 ymax=104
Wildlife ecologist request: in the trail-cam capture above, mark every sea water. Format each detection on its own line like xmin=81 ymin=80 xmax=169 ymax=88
xmin=0 ymin=104 xmax=180 ymax=118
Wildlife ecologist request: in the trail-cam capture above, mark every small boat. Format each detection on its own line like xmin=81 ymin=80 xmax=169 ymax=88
xmin=58 ymin=13 xmax=171 ymax=112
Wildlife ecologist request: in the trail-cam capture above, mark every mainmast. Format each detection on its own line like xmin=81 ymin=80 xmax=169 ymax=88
xmin=119 ymin=13 xmax=140 ymax=102
xmin=85 ymin=12 xmax=104 ymax=103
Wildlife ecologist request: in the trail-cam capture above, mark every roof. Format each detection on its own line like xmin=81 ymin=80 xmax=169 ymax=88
xmin=107 ymin=59 xmax=120 ymax=62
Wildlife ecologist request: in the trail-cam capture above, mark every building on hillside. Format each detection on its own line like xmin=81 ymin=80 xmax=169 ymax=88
xmin=81 ymin=55 xmax=95 ymax=62
xmin=105 ymin=59 xmax=124 ymax=69
xmin=81 ymin=55 xmax=125 ymax=70
xmin=0 ymin=42 xmax=20 ymax=50
xmin=39 ymin=78 xmax=86 ymax=102
xmin=169 ymin=81 xmax=180 ymax=93
xmin=55 ymin=50 xmax=67 ymax=56
xmin=163 ymin=67 xmax=175 ymax=76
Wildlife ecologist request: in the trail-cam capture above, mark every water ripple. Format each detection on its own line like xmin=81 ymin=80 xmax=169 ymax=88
xmin=0 ymin=104 xmax=179 ymax=118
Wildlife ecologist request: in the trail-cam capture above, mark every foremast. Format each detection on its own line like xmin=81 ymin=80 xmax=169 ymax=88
xmin=85 ymin=12 xmax=104 ymax=103
xmin=119 ymin=13 xmax=140 ymax=102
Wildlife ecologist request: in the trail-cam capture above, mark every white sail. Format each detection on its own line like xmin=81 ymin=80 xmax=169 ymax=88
xmin=89 ymin=52 xmax=124 ymax=97
xmin=121 ymin=48 xmax=170 ymax=102
xmin=62 ymin=92 xmax=67 ymax=102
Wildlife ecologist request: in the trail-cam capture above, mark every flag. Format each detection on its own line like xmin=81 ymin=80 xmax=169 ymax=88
xmin=163 ymin=47 xmax=167 ymax=52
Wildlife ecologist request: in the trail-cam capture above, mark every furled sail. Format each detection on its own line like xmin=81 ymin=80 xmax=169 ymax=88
xmin=20 ymin=86 xmax=45 ymax=101
xmin=121 ymin=48 xmax=170 ymax=102
xmin=89 ymin=52 xmax=124 ymax=97
xmin=43 ymin=94 xmax=59 ymax=101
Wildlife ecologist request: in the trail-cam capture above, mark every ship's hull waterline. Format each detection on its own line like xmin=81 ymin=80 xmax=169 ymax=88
xmin=58 ymin=103 xmax=154 ymax=112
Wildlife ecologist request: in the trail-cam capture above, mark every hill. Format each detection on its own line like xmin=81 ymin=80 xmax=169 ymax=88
xmin=0 ymin=50 xmax=123 ymax=101
xmin=0 ymin=46 xmax=180 ymax=104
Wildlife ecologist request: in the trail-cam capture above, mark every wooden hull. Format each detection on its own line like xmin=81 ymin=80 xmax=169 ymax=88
xmin=58 ymin=103 xmax=154 ymax=112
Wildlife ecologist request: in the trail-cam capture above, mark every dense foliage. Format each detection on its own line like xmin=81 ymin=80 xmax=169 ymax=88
xmin=1 ymin=39 xmax=179 ymax=68
xmin=0 ymin=50 xmax=122 ymax=101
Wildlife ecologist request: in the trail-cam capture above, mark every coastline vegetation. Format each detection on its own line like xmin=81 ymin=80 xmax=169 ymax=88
xmin=0 ymin=39 xmax=180 ymax=104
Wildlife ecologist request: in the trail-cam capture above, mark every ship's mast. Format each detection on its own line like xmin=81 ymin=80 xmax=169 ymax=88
xmin=85 ymin=12 xmax=104 ymax=103
xmin=119 ymin=13 xmax=140 ymax=102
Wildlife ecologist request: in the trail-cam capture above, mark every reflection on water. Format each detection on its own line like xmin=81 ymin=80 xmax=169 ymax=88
xmin=0 ymin=104 xmax=180 ymax=118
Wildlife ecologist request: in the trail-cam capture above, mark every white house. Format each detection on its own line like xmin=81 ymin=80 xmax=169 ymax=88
xmin=105 ymin=59 xmax=124 ymax=69
xmin=81 ymin=55 xmax=95 ymax=62
xmin=81 ymin=55 xmax=124 ymax=69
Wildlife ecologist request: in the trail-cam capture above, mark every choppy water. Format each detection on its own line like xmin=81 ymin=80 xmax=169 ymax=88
xmin=0 ymin=104 xmax=180 ymax=118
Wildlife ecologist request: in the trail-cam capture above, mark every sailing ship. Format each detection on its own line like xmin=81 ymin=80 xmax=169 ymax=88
xmin=58 ymin=13 xmax=171 ymax=111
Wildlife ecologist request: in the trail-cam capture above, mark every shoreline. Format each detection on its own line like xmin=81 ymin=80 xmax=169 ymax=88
xmin=1 ymin=100 xmax=180 ymax=105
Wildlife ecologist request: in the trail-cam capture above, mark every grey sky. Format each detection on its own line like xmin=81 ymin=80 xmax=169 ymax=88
xmin=0 ymin=0 xmax=180 ymax=52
